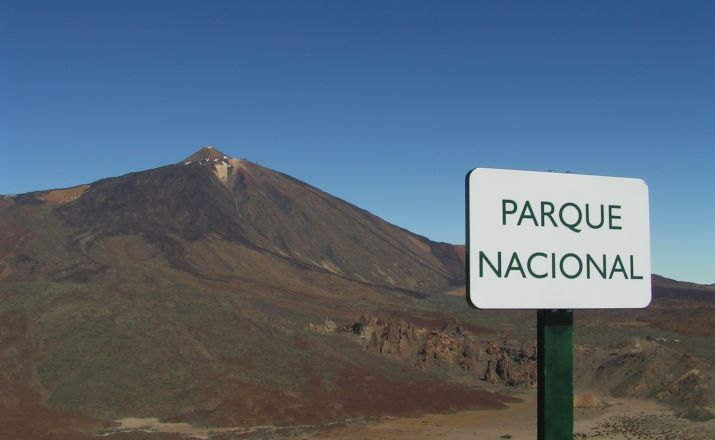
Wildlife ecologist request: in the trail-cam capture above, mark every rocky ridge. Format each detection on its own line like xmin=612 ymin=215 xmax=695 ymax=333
xmin=341 ymin=314 xmax=537 ymax=387
xmin=575 ymin=338 xmax=715 ymax=420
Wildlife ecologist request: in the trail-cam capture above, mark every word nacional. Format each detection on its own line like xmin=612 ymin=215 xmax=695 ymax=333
xmin=476 ymin=199 xmax=645 ymax=280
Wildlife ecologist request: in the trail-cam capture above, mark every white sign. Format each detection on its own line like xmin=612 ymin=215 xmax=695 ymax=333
xmin=466 ymin=168 xmax=651 ymax=309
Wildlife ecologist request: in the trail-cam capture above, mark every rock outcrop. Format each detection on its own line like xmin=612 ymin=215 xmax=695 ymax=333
xmin=573 ymin=393 xmax=608 ymax=408
xmin=348 ymin=314 xmax=420 ymax=356
xmin=343 ymin=314 xmax=537 ymax=387
xmin=417 ymin=318 xmax=482 ymax=371
xmin=305 ymin=320 xmax=337 ymax=335
xmin=483 ymin=340 xmax=537 ymax=386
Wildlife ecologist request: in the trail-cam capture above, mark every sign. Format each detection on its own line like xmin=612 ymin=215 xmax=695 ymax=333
xmin=466 ymin=168 xmax=651 ymax=309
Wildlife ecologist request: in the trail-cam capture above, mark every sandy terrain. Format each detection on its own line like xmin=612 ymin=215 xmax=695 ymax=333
xmin=574 ymin=398 xmax=715 ymax=440
xmin=99 ymin=418 xmax=212 ymax=438
xmin=300 ymin=393 xmax=536 ymax=440
xmin=38 ymin=185 xmax=89 ymax=204
xmin=98 ymin=401 xmax=535 ymax=440
xmin=296 ymin=392 xmax=715 ymax=440
xmin=91 ymin=390 xmax=715 ymax=439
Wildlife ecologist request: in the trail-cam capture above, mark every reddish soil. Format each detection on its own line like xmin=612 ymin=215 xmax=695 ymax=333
xmin=0 ymin=310 xmax=103 ymax=440
xmin=0 ymin=383 xmax=101 ymax=440
xmin=174 ymin=364 xmax=517 ymax=427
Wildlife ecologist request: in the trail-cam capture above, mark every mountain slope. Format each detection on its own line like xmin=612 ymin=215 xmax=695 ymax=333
xmin=0 ymin=147 xmax=487 ymax=439
xmin=53 ymin=147 xmax=463 ymax=293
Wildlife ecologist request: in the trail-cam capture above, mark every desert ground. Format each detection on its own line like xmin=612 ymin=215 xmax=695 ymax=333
xmin=2 ymin=150 xmax=714 ymax=440
xmin=94 ymin=391 xmax=715 ymax=439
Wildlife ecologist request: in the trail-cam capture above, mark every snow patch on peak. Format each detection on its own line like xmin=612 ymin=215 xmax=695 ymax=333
xmin=182 ymin=146 xmax=232 ymax=164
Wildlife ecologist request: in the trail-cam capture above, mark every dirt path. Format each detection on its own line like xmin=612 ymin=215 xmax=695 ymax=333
xmin=299 ymin=392 xmax=537 ymax=440
xmin=298 ymin=392 xmax=715 ymax=440
xmin=96 ymin=392 xmax=715 ymax=440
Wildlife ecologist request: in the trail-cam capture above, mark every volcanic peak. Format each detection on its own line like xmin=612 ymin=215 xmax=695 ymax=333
xmin=182 ymin=146 xmax=232 ymax=164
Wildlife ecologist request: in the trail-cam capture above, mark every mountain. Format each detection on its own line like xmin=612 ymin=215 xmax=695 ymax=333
xmin=51 ymin=146 xmax=464 ymax=292
xmin=0 ymin=147 xmax=488 ymax=439
xmin=2 ymin=147 xmax=713 ymax=439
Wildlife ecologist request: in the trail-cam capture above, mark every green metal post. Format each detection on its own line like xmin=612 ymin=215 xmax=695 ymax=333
xmin=537 ymin=309 xmax=573 ymax=440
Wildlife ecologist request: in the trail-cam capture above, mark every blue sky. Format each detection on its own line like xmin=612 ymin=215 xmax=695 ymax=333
xmin=1 ymin=1 xmax=713 ymax=284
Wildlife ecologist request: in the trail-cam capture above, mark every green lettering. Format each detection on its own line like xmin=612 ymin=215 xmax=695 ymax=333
xmin=479 ymin=251 xmax=502 ymax=277
xmin=518 ymin=201 xmax=538 ymax=226
xmin=609 ymin=255 xmax=628 ymax=279
xmin=505 ymin=252 xmax=526 ymax=278
xmin=586 ymin=254 xmax=607 ymax=279
xmin=559 ymin=202 xmax=583 ymax=233
xmin=527 ymin=252 xmax=548 ymax=278
xmin=585 ymin=204 xmax=605 ymax=229
xmin=608 ymin=205 xmax=622 ymax=230
xmin=551 ymin=253 xmax=556 ymax=278
xmin=629 ymin=255 xmax=643 ymax=279
xmin=502 ymin=200 xmax=517 ymax=225
xmin=560 ymin=253 xmax=583 ymax=279
xmin=541 ymin=201 xmax=558 ymax=227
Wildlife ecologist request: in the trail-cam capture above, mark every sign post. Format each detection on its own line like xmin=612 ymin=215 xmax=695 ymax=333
xmin=537 ymin=309 xmax=573 ymax=440
xmin=466 ymin=168 xmax=651 ymax=440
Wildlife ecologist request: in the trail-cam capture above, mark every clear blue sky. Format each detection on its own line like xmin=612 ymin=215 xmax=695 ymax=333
xmin=1 ymin=1 xmax=713 ymax=284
